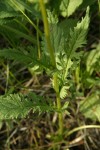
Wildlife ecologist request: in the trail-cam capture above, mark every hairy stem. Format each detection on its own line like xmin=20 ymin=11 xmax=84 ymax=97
xmin=53 ymin=73 xmax=63 ymax=135
xmin=39 ymin=0 xmax=56 ymax=67
xmin=39 ymin=0 xmax=63 ymax=135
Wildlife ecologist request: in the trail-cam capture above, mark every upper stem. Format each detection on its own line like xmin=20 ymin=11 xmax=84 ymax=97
xmin=39 ymin=0 xmax=56 ymax=67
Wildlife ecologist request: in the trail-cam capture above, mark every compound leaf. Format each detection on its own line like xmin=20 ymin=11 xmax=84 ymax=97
xmin=0 ymin=93 xmax=54 ymax=119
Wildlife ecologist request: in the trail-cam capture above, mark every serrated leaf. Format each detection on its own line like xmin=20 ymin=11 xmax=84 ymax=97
xmin=80 ymin=92 xmax=100 ymax=121
xmin=60 ymin=85 xmax=69 ymax=99
xmin=47 ymin=9 xmax=58 ymax=24
xmin=63 ymin=7 xmax=90 ymax=80
xmin=66 ymin=7 xmax=90 ymax=58
xmin=0 ymin=93 xmax=54 ymax=119
xmin=41 ymin=12 xmax=79 ymax=72
xmin=0 ymin=46 xmax=53 ymax=72
xmin=0 ymin=94 xmax=32 ymax=119
xmin=59 ymin=18 xmax=77 ymax=38
xmin=0 ymin=48 xmax=33 ymax=64
xmin=41 ymin=24 xmax=65 ymax=56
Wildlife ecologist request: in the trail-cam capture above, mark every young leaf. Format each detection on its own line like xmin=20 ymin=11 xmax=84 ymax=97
xmin=60 ymin=85 xmax=69 ymax=99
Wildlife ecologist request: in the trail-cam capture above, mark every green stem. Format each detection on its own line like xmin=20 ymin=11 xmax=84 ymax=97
xmin=53 ymin=73 xmax=63 ymax=135
xmin=54 ymin=75 xmax=63 ymax=135
xmin=39 ymin=0 xmax=56 ymax=67
xmin=39 ymin=0 xmax=63 ymax=135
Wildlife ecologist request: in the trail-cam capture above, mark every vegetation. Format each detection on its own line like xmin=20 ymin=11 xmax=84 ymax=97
xmin=0 ymin=0 xmax=100 ymax=149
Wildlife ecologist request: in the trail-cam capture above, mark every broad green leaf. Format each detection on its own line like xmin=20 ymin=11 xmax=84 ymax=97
xmin=80 ymin=91 xmax=100 ymax=121
xmin=42 ymin=18 xmax=77 ymax=57
xmin=60 ymin=0 xmax=83 ymax=17
xmin=60 ymin=0 xmax=69 ymax=17
xmin=50 ymin=19 xmax=78 ymax=54
xmin=59 ymin=18 xmax=77 ymax=37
